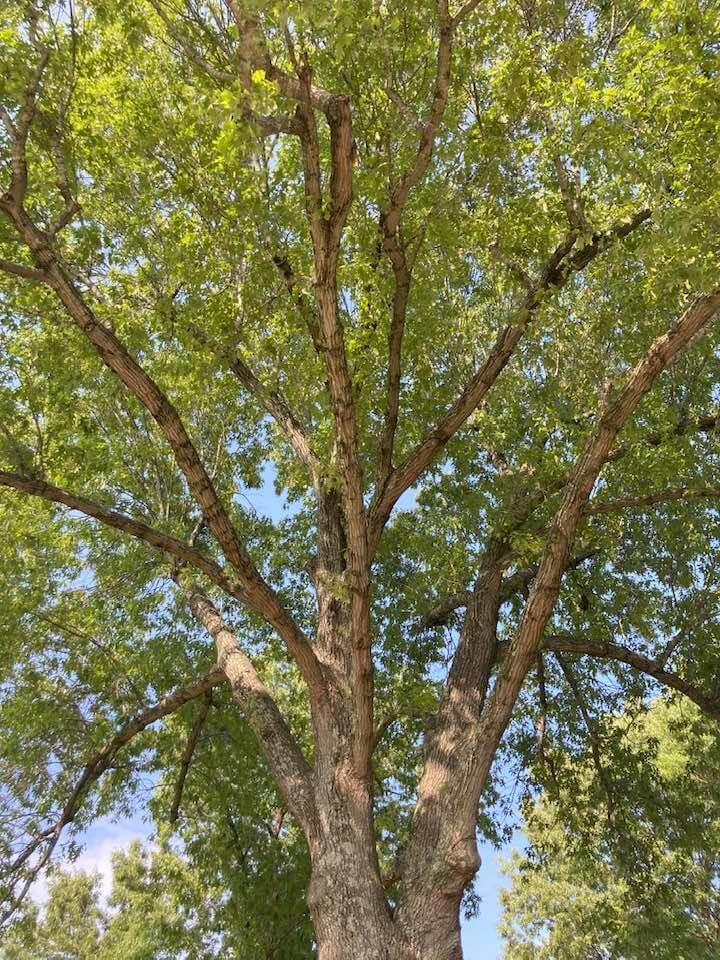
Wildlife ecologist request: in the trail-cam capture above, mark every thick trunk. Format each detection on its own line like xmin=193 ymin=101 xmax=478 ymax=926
xmin=310 ymin=864 xmax=412 ymax=960
xmin=310 ymin=864 xmax=469 ymax=960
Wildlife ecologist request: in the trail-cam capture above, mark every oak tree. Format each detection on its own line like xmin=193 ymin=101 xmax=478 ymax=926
xmin=1 ymin=1 xmax=719 ymax=958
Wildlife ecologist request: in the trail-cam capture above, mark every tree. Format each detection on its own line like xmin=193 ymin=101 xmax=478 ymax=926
xmin=2 ymin=870 xmax=103 ymax=960
xmin=2 ymin=842 xmax=232 ymax=959
xmin=0 ymin=0 xmax=718 ymax=957
xmin=500 ymin=699 xmax=720 ymax=959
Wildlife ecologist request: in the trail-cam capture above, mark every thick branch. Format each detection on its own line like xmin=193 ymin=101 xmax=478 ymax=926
xmin=399 ymin=287 xmax=720 ymax=931
xmin=0 ymin=258 xmax=44 ymax=281
xmin=183 ymin=583 xmax=318 ymax=835
xmin=480 ymin=286 xmax=720 ymax=758
xmin=1 ymin=48 xmax=49 ymax=203
xmin=0 ymin=204 xmax=324 ymax=698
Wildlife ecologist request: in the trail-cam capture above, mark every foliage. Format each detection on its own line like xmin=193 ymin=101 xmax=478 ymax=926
xmin=500 ymin=699 xmax=720 ymax=959
xmin=0 ymin=0 xmax=719 ymax=955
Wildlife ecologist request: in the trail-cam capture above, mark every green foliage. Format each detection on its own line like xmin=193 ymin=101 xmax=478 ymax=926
xmin=500 ymin=700 xmax=720 ymax=959
xmin=0 ymin=0 xmax=719 ymax=949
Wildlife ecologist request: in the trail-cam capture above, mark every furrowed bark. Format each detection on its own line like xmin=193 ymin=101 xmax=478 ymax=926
xmin=397 ymin=288 xmax=720 ymax=957
xmin=397 ymin=546 xmax=505 ymax=958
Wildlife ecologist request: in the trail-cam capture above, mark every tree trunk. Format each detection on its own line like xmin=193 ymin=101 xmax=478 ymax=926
xmin=310 ymin=873 xmax=412 ymax=960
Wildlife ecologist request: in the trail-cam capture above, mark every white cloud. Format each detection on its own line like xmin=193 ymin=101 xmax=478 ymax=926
xmin=29 ymin=816 xmax=151 ymax=907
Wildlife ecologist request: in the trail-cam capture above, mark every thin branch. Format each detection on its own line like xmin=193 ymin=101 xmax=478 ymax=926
xmin=544 ymin=634 xmax=720 ymax=720
xmin=553 ymin=154 xmax=588 ymax=233
xmin=0 ymin=668 xmax=226 ymax=926
xmin=418 ymin=550 xmax=599 ymax=629
xmin=586 ymin=484 xmax=720 ymax=515
xmin=186 ymin=321 xmax=321 ymax=479
xmin=535 ymin=654 xmax=559 ymax=794
xmin=169 ymin=690 xmax=213 ymax=823
xmin=608 ymin=410 xmax=720 ymax=463
xmin=554 ymin=652 xmax=615 ymax=823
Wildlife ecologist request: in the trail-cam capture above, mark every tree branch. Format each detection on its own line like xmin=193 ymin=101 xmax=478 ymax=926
xmin=0 ymin=258 xmax=45 ymax=280
xmin=554 ymin=652 xmax=615 ymax=822
xmin=585 ymin=484 xmax=720 ymax=515
xmin=0 ymin=668 xmax=226 ymax=926
xmin=0 ymin=200 xmax=325 ymax=699
xmin=400 ymin=287 xmax=720 ymax=917
xmin=480 ymin=286 xmax=720 ymax=749
xmin=182 ymin=583 xmax=319 ymax=835
xmin=544 ymin=634 xmax=720 ymax=720
xmin=0 ymin=471 xmax=251 ymax=607
xmin=187 ymin=321 xmax=322 ymax=479
xmin=0 ymin=47 xmax=49 ymax=204
xmin=169 ymin=689 xmax=213 ymax=824
xmin=418 ymin=549 xmax=599 ymax=629
xmin=369 ymin=208 xmax=652 ymax=553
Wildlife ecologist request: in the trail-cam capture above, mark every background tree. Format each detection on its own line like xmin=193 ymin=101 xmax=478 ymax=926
xmin=0 ymin=1 xmax=719 ymax=958
xmin=500 ymin=699 xmax=720 ymax=959
xmin=2 ymin=841 xmax=238 ymax=959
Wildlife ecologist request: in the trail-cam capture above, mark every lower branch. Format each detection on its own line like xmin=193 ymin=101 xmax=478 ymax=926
xmin=169 ymin=689 xmax=213 ymax=823
xmin=0 ymin=668 xmax=226 ymax=926
xmin=182 ymin=583 xmax=319 ymax=837
xmin=544 ymin=634 xmax=720 ymax=719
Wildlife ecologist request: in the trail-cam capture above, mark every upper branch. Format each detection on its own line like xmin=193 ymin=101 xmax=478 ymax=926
xmin=0 ymin=198 xmax=323 ymax=696
xmin=169 ymin=690 xmax=213 ymax=824
xmin=376 ymin=0 xmax=480 ymax=485
xmin=382 ymin=0 xmax=454 ymax=239
xmin=369 ymin=208 xmax=652 ymax=553
xmin=1 ymin=47 xmax=49 ymax=204
xmin=586 ymin=484 xmax=720 ymax=514
xmin=187 ymin=321 xmax=322 ymax=480
xmin=489 ymin=287 xmax=720 ymax=712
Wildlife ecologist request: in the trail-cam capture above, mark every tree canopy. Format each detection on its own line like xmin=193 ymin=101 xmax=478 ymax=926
xmin=0 ymin=1 xmax=719 ymax=958
xmin=501 ymin=699 xmax=720 ymax=959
